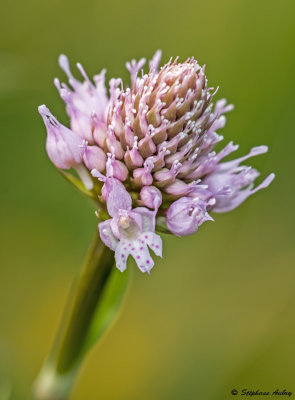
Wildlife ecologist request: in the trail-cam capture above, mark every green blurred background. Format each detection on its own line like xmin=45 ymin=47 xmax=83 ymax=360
xmin=0 ymin=0 xmax=295 ymax=399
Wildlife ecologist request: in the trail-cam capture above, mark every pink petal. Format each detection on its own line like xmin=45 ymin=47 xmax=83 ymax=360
xmin=133 ymin=207 xmax=156 ymax=232
xmin=106 ymin=179 xmax=132 ymax=217
xmin=213 ymin=173 xmax=275 ymax=213
xmin=98 ymin=220 xmax=118 ymax=251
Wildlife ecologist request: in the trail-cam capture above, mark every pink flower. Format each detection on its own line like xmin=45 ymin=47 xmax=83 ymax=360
xmin=203 ymin=146 xmax=275 ymax=212
xmin=39 ymin=51 xmax=274 ymax=272
xmin=98 ymin=177 xmax=162 ymax=273
xmin=139 ymin=186 xmax=162 ymax=210
xmin=38 ymin=105 xmax=84 ymax=169
xmin=54 ymin=55 xmax=109 ymax=144
xmin=166 ymin=194 xmax=214 ymax=236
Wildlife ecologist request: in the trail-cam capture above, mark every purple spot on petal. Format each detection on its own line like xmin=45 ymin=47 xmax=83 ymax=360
xmin=156 ymin=245 xmax=159 ymax=248
xmin=124 ymin=247 xmax=127 ymax=250
xmin=137 ymin=256 xmax=140 ymax=259
xmin=128 ymin=243 xmax=131 ymax=247
xmin=145 ymin=235 xmax=148 ymax=239
xmin=131 ymin=248 xmax=135 ymax=251
xmin=146 ymin=260 xmax=150 ymax=264
xmin=140 ymin=247 xmax=144 ymax=250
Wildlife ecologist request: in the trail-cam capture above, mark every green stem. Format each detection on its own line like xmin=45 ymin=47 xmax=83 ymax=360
xmin=33 ymin=230 xmax=114 ymax=400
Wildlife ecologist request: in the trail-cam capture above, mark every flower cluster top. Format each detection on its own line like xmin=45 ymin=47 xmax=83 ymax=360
xmin=39 ymin=51 xmax=274 ymax=273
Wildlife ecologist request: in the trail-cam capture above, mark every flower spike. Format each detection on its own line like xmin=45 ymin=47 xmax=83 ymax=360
xmin=39 ymin=51 xmax=274 ymax=271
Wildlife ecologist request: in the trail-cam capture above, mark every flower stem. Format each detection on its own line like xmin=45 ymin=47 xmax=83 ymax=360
xmin=33 ymin=230 xmax=114 ymax=400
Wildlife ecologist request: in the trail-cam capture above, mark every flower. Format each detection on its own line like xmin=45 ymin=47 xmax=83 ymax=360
xmin=98 ymin=175 xmax=162 ymax=273
xmin=39 ymin=51 xmax=274 ymax=273
xmin=54 ymin=55 xmax=109 ymax=144
xmin=203 ymin=146 xmax=275 ymax=213
xmin=38 ymin=105 xmax=85 ymax=170
xmin=166 ymin=195 xmax=214 ymax=237
xmin=139 ymin=186 xmax=162 ymax=210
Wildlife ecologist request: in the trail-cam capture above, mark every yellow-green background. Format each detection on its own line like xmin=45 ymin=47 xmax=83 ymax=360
xmin=0 ymin=0 xmax=294 ymax=399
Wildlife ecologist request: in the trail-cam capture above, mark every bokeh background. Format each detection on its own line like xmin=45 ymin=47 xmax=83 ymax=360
xmin=1 ymin=0 xmax=295 ymax=399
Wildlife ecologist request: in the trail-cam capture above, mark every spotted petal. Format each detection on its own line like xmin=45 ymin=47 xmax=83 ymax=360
xmin=115 ymin=239 xmax=155 ymax=273
xmin=139 ymin=231 xmax=163 ymax=257
xmin=114 ymin=241 xmax=130 ymax=272
xmin=129 ymin=241 xmax=155 ymax=273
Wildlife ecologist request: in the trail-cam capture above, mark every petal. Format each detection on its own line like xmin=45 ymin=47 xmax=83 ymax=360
xmin=130 ymin=241 xmax=155 ymax=273
xmin=114 ymin=238 xmax=155 ymax=273
xmin=98 ymin=220 xmax=118 ymax=251
xmin=126 ymin=57 xmax=146 ymax=84
xmin=149 ymin=50 xmax=162 ymax=73
xmin=83 ymin=146 xmax=106 ymax=172
xmin=213 ymin=173 xmax=275 ymax=213
xmin=140 ymin=232 xmax=163 ymax=258
xmin=91 ymin=168 xmax=106 ymax=182
xmin=115 ymin=241 xmax=131 ymax=272
xmin=106 ymin=179 xmax=132 ymax=217
xmin=58 ymin=54 xmax=109 ymax=124
xmin=128 ymin=211 xmax=143 ymax=231
xmin=133 ymin=207 xmax=156 ymax=232
xmin=214 ymin=141 xmax=239 ymax=164
xmin=110 ymin=217 xmax=121 ymax=240
xmin=218 ymin=145 xmax=268 ymax=172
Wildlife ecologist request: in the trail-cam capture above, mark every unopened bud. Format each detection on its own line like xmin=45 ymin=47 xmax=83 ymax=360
xmin=166 ymin=196 xmax=213 ymax=236
xmin=139 ymin=186 xmax=162 ymax=209
xmin=38 ymin=105 xmax=84 ymax=169
xmin=83 ymin=145 xmax=106 ymax=172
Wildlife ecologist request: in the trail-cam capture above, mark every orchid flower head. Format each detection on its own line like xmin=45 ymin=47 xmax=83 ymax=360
xmin=39 ymin=50 xmax=274 ymax=272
